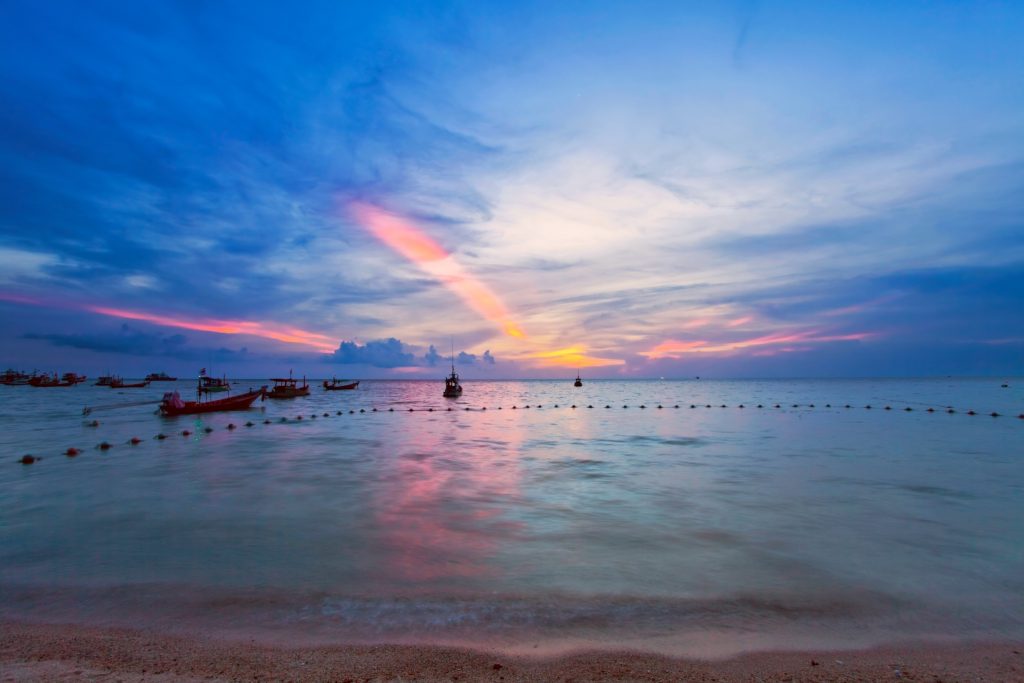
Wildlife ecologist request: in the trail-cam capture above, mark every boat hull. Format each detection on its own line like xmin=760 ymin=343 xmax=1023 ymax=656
xmin=323 ymin=381 xmax=359 ymax=391
xmin=266 ymin=388 xmax=310 ymax=399
xmin=160 ymin=388 xmax=266 ymax=416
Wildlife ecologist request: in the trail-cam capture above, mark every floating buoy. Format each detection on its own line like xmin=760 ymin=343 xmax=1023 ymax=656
xmin=623 ymin=405 xmax=628 ymax=409
xmin=991 ymin=412 xmax=999 ymax=417
xmin=967 ymin=410 xmax=976 ymax=415
xmin=372 ymin=408 xmax=377 ymax=412
xmin=409 ymin=408 xmax=414 ymax=412
xmin=1002 ymin=383 xmax=1009 ymax=388
xmin=324 ymin=412 xmax=329 ymax=417
xmin=512 ymin=406 xmax=517 ymax=409
xmin=65 ymin=447 xmax=80 ymax=456
xmin=825 ymin=404 xmax=831 ymax=408
xmin=674 ymin=405 xmax=679 ymax=408
xmin=359 ymin=409 xmax=365 ymax=413
xmin=690 ymin=405 xmax=696 ymax=409
xmin=482 ymin=407 xmax=487 ymax=410
xmin=336 ymin=411 xmax=342 ymax=415
xmin=129 ymin=437 xmax=142 ymax=445
xmin=605 ymin=405 xmax=611 ymax=409
xmin=389 ymin=408 xmax=394 ymax=412
xmin=447 ymin=407 xmax=452 ymax=411
xmin=245 ymin=422 xmax=254 ymax=427
xmin=845 ymin=405 xmax=851 ymax=409
xmin=19 ymin=454 xmax=36 ymax=464
xmin=156 ymin=433 xmax=167 ymax=440
xmin=572 ymin=405 xmax=577 ymax=409
xmin=182 ymin=430 xmax=191 ymax=436
xmin=657 ymin=405 xmax=663 ymax=409
xmin=792 ymin=404 xmax=798 ymax=408
xmin=296 ymin=416 xmax=303 ymax=420
xmin=809 ymin=404 xmax=815 ymax=408
xmin=884 ymin=406 xmax=891 ymax=411
xmin=904 ymin=407 xmax=912 ymax=412
xmin=926 ymin=408 xmax=934 ymax=413
xmin=264 ymin=419 xmax=271 ymax=424
xmin=588 ymin=405 xmax=594 ymax=408
xmin=706 ymin=404 xmax=711 ymax=408
xmin=537 ymin=405 xmax=542 ymax=408
xmin=524 ymin=405 xmax=530 ymax=409
xmin=227 ymin=423 xmax=236 ymax=430
xmin=427 ymin=407 xmax=433 ymax=412
xmin=98 ymin=442 xmax=112 ymax=450
xmin=865 ymin=405 xmax=872 ymax=409
xmin=1018 ymin=414 xmax=1024 ymax=419
xmin=348 ymin=410 xmax=354 ymax=414
xmin=280 ymin=417 xmax=287 ymax=423
xmin=498 ymin=406 xmax=502 ymax=410
xmin=465 ymin=407 xmax=470 ymax=411
xmin=310 ymin=414 xmax=317 ymax=419
xmin=738 ymin=405 xmax=744 ymax=409
xmin=204 ymin=427 xmax=213 ymax=433
xmin=89 ymin=420 xmax=100 ymax=427
xmin=554 ymin=404 xmax=558 ymax=408
xmin=640 ymin=405 xmax=646 ymax=409
xmin=774 ymin=404 xmax=780 ymax=408
xmin=947 ymin=409 xmax=955 ymax=414
xmin=757 ymin=404 xmax=763 ymax=408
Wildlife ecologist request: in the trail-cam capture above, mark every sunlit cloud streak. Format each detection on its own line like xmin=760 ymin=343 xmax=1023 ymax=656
xmin=640 ymin=331 xmax=875 ymax=359
xmin=1 ymin=292 xmax=337 ymax=352
xmin=350 ymin=202 xmax=526 ymax=339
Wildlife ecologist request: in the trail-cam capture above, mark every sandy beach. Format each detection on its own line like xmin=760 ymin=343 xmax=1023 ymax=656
xmin=1 ymin=621 xmax=1021 ymax=682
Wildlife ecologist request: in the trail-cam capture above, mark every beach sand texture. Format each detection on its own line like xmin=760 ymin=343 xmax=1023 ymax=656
xmin=2 ymin=622 xmax=1022 ymax=682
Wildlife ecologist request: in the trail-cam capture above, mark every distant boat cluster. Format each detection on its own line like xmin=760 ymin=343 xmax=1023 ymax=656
xmin=2 ymin=368 xmax=181 ymax=388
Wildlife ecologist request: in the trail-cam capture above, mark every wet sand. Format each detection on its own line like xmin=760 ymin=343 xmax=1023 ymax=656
xmin=1 ymin=621 xmax=1021 ymax=682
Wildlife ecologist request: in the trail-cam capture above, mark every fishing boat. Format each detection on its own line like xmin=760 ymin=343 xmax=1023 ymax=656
xmin=442 ymin=353 xmax=462 ymax=398
xmin=145 ymin=371 xmax=177 ymax=382
xmin=1 ymin=369 xmax=31 ymax=385
xmin=323 ymin=378 xmax=359 ymax=391
xmin=159 ymin=386 xmax=266 ymax=416
xmin=62 ymin=372 xmax=88 ymax=384
xmin=109 ymin=377 xmax=150 ymax=388
xmin=574 ymin=371 xmax=583 ymax=387
xmin=95 ymin=375 xmax=115 ymax=386
xmin=198 ymin=368 xmax=230 ymax=393
xmin=267 ymin=371 xmax=310 ymax=399
xmin=30 ymin=373 xmax=75 ymax=387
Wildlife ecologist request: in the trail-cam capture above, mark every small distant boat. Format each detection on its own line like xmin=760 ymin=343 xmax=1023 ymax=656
xmin=145 ymin=372 xmax=177 ymax=382
xmin=574 ymin=371 xmax=583 ymax=387
xmin=323 ymin=378 xmax=359 ymax=391
xmin=159 ymin=387 xmax=266 ymax=416
xmin=109 ymin=377 xmax=150 ymax=388
xmin=199 ymin=369 xmax=230 ymax=393
xmin=62 ymin=372 xmax=87 ymax=384
xmin=267 ymin=371 xmax=310 ymax=399
xmin=95 ymin=375 xmax=115 ymax=386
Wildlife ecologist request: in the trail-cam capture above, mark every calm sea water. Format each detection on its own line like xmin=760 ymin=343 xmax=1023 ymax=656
xmin=1 ymin=378 xmax=1022 ymax=656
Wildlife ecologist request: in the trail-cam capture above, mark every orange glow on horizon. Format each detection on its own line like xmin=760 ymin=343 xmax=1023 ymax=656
xmin=351 ymin=202 xmax=526 ymax=339
xmin=517 ymin=345 xmax=625 ymax=368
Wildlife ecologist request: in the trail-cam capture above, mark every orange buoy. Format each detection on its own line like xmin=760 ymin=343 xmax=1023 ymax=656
xmin=182 ymin=430 xmax=191 ymax=436
xmin=20 ymin=454 xmax=36 ymax=464
xmin=129 ymin=437 xmax=142 ymax=445
xmin=65 ymin=447 xmax=80 ymax=456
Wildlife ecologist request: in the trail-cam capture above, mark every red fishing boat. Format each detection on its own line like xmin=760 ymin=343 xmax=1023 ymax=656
xmin=62 ymin=372 xmax=88 ymax=384
xmin=267 ymin=371 xmax=310 ymax=399
xmin=323 ymin=378 xmax=359 ymax=391
xmin=1 ymin=369 xmax=31 ymax=385
xmin=30 ymin=373 xmax=76 ymax=387
xmin=159 ymin=387 xmax=267 ymax=416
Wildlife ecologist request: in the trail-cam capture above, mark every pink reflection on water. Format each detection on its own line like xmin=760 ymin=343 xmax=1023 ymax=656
xmin=372 ymin=413 xmax=526 ymax=584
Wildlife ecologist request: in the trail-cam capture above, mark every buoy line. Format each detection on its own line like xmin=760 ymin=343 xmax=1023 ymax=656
xmin=12 ymin=399 xmax=1021 ymax=466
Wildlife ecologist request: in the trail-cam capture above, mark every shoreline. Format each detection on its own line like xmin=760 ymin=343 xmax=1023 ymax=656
xmin=1 ymin=621 xmax=1021 ymax=682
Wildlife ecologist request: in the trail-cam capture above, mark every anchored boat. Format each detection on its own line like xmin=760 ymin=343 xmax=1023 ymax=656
xmin=109 ymin=376 xmax=150 ymax=388
xmin=159 ymin=386 xmax=266 ymax=416
xmin=574 ymin=371 xmax=583 ymax=387
xmin=267 ymin=371 xmax=310 ymax=399
xmin=323 ymin=378 xmax=359 ymax=391
xmin=145 ymin=372 xmax=177 ymax=382
xmin=199 ymin=368 xmax=230 ymax=393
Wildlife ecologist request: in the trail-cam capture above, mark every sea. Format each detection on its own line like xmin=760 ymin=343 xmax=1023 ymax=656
xmin=1 ymin=378 xmax=1022 ymax=657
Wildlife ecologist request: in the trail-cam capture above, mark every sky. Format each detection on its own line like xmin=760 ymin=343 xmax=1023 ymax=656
xmin=1 ymin=0 xmax=1022 ymax=378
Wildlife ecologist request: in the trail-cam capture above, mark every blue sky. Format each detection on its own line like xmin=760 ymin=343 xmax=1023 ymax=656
xmin=1 ymin=1 xmax=1022 ymax=378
